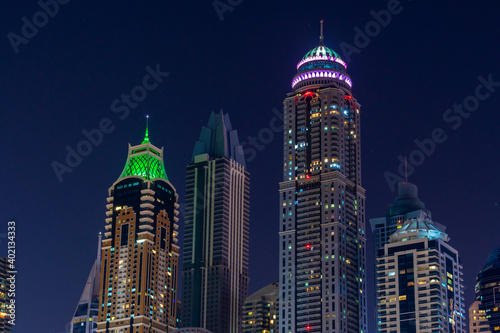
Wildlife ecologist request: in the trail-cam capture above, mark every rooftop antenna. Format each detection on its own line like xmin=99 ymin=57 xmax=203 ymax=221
xmin=97 ymin=232 xmax=102 ymax=259
xmin=320 ymin=20 xmax=324 ymax=45
xmin=142 ymin=115 xmax=150 ymax=144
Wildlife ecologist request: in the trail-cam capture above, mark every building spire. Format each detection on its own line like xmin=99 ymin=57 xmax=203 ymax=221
xmin=97 ymin=232 xmax=102 ymax=262
xmin=142 ymin=115 xmax=150 ymax=144
xmin=320 ymin=20 xmax=324 ymax=45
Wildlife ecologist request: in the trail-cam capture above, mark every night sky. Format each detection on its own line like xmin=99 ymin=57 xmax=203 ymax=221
xmin=1 ymin=1 xmax=500 ymax=332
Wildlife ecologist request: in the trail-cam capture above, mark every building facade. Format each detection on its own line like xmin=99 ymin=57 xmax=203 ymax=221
xmin=171 ymin=328 xmax=213 ymax=333
xmin=376 ymin=215 xmax=466 ymax=332
xmin=476 ymin=247 xmax=500 ymax=331
xmin=181 ymin=111 xmax=249 ymax=333
xmin=468 ymin=300 xmax=491 ymax=333
xmin=0 ymin=257 xmax=13 ymax=333
xmin=97 ymin=126 xmax=180 ymax=333
xmin=279 ymin=23 xmax=367 ymax=333
xmin=243 ymin=282 xmax=279 ymax=333
xmin=71 ymin=234 xmax=102 ymax=333
xmin=370 ymin=182 xmax=446 ymax=324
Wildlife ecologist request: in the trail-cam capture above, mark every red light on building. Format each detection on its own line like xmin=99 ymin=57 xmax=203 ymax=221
xmin=306 ymin=244 xmax=311 ymax=249
xmin=305 ymin=175 xmax=311 ymax=179
xmin=344 ymin=95 xmax=352 ymax=100
xmin=304 ymin=91 xmax=314 ymax=97
xmin=306 ymin=326 xmax=311 ymax=330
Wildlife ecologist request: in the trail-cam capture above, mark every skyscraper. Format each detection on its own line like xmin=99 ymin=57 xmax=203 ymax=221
xmin=468 ymin=300 xmax=491 ymax=333
xmin=279 ymin=22 xmax=367 ymax=333
xmin=476 ymin=247 xmax=500 ymax=331
xmin=97 ymin=123 xmax=180 ymax=333
xmin=242 ymin=282 xmax=279 ymax=333
xmin=369 ymin=182 xmax=445 ymax=322
xmin=70 ymin=234 xmax=102 ymax=333
xmin=181 ymin=111 xmax=249 ymax=333
xmin=0 ymin=257 xmax=13 ymax=333
xmin=376 ymin=213 xmax=466 ymax=332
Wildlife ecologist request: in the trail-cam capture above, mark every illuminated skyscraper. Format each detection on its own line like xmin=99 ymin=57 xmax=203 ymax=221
xmin=468 ymin=300 xmax=491 ymax=333
xmin=376 ymin=213 xmax=466 ymax=332
xmin=476 ymin=247 xmax=500 ymax=331
xmin=0 ymin=257 xmax=13 ymax=333
xmin=279 ymin=22 xmax=367 ymax=333
xmin=70 ymin=235 xmax=102 ymax=333
xmin=243 ymin=282 xmax=279 ymax=333
xmin=370 ymin=182 xmax=446 ymax=323
xmin=97 ymin=122 xmax=180 ymax=333
xmin=181 ymin=111 xmax=249 ymax=333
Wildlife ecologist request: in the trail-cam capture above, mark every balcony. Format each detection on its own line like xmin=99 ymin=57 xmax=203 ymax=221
xmin=140 ymin=209 xmax=154 ymax=216
xmin=141 ymin=196 xmax=155 ymax=202
xmin=139 ymin=225 xmax=154 ymax=231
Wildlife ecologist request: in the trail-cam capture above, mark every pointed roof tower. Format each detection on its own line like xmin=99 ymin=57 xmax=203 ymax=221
xmin=191 ymin=111 xmax=246 ymax=167
xmin=118 ymin=116 xmax=169 ymax=181
xmin=70 ymin=234 xmax=102 ymax=329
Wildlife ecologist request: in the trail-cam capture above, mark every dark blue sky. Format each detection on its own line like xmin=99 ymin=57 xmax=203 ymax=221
xmin=1 ymin=1 xmax=499 ymax=332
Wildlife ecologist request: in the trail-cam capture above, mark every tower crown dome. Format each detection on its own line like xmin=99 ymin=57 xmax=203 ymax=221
xmin=303 ymin=45 xmax=341 ymax=60
xmin=389 ymin=213 xmax=449 ymax=243
xmin=482 ymin=247 xmax=500 ymax=271
xmin=297 ymin=45 xmax=347 ymax=69
xmin=486 ymin=247 xmax=500 ymax=265
xmin=291 ymin=21 xmax=351 ymax=91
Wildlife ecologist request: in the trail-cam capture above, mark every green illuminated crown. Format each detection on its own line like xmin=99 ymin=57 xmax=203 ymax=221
xmin=118 ymin=118 xmax=169 ymax=181
xmin=302 ymin=46 xmax=342 ymax=61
